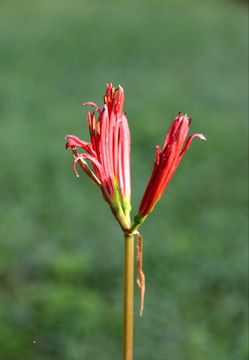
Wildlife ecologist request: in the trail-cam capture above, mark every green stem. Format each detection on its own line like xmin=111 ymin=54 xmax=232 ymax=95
xmin=123 ymin=233 xmax=134 ymax=360
xmin=129 ymin=214 xmax=147 ymax=234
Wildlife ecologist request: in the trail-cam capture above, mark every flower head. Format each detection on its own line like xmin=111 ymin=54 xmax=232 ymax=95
xmin=133 ymin=112 xmax=206 ymax=224
xmin=65 ymin=83 xmax=131 ymax=230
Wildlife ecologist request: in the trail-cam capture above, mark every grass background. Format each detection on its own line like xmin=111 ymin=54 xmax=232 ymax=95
xmin=0 ymin=0 xmax=247 ymax=359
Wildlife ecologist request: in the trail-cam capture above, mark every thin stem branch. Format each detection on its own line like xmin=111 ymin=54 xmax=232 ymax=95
xmin=123 ymin=233 xmax=134 ymax=360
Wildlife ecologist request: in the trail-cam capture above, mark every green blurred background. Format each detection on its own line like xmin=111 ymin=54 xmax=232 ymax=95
xmin=0 ymin=0 xmax=247 ymax=359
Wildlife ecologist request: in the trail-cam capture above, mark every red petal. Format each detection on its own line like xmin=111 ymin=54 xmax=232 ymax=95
xmin=65 ymin=135 xmax=95 ymax=155
xmin=155 ymin=145 xmax=161 ymax=165
xmin=179 ymin=133 xmax=206 ymax=158
xmin=99 ymin=106 xmax=112 ymax=177
xmin=84 ymin=102 xmax=98 ymax=108
xmin=118 ymin=114 xmax=131 ymax=198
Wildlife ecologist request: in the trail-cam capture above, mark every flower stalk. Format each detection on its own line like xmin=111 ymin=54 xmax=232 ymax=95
xmin=123 ymin=233 xmax=134 ymax=360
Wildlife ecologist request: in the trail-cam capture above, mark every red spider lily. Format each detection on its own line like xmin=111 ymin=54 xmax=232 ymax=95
xmin=136 ymin=112 xmax=206 ymax=219
xmin=65 ymin=83 xmax=131 ymax=230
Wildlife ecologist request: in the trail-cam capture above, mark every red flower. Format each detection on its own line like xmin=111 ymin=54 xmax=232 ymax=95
xmin=65 ymin=83 xmax=131 ymax=230
xmin=136 ymin=112 xmax=206 ymax=219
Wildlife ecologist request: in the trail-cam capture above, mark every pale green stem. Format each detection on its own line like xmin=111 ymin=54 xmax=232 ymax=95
xmin=123 ymin=233 xmax=134 ymax=360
